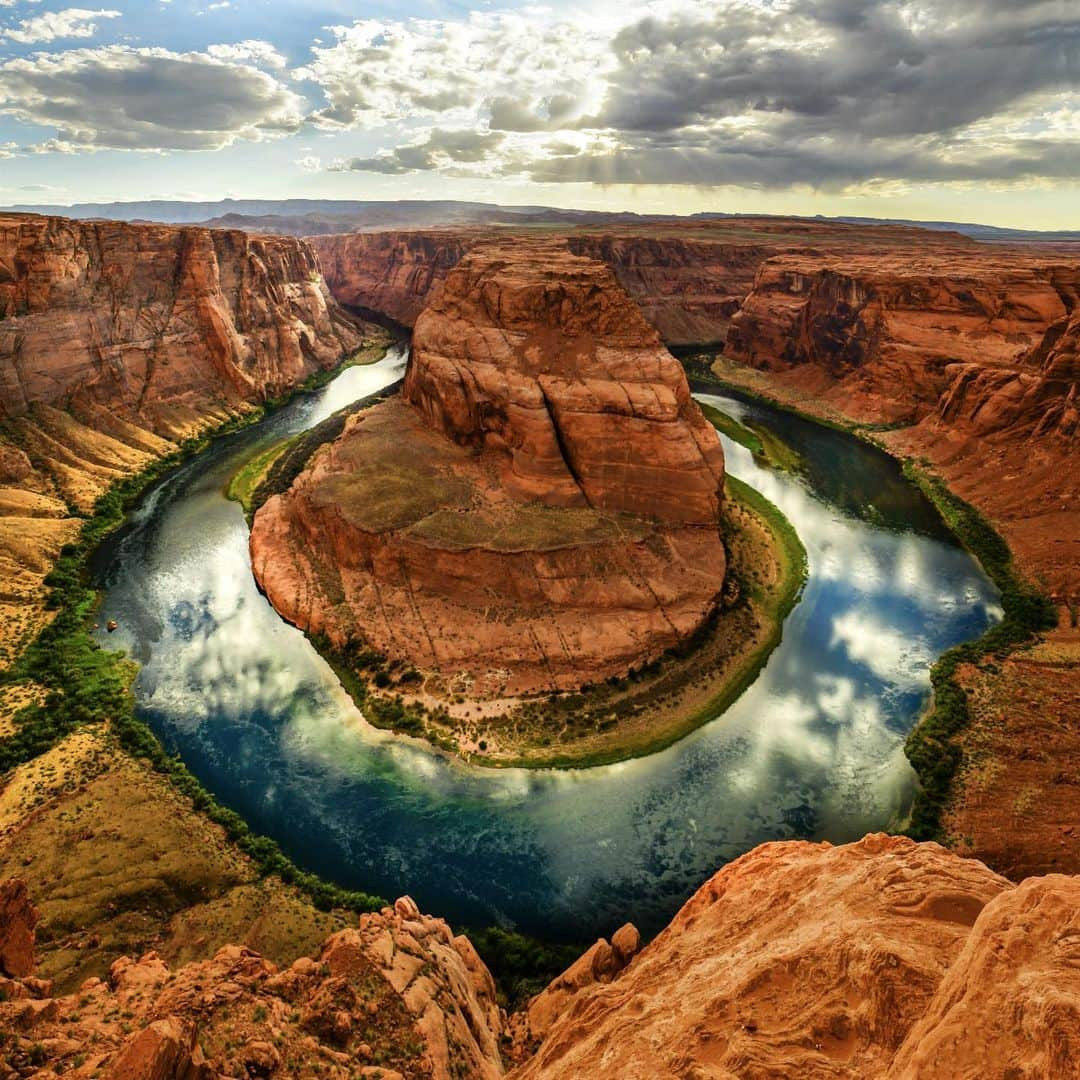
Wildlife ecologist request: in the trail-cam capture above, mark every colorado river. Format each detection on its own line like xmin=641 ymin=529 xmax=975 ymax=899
xmin=91 ymin=348 xmax=1001 ymax=940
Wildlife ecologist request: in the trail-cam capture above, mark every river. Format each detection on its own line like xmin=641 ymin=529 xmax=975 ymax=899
xmin=91 ymin=348 xmax=1001 ymax=940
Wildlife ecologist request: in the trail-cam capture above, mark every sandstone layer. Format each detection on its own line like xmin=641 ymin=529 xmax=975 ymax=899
xmin=724 ymin=251 xmax=1079 ymax=596
xmin=0 ymin=212 xmax=371 ymax=671
xmin=252 ymin=239 xmax=726 ymax=696
xmin=511 ymin=834 xmax=1080 ymax=1080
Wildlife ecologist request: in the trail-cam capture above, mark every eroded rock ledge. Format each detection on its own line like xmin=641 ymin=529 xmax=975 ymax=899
xmin=251 ymin=238 xmax=727 ymax=697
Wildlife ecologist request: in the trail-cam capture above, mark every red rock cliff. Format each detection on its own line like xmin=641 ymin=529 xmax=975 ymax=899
xmin=251 ymin=239 xmax=727 ymax=695
xmin=1 ymin=212 xmax=366 ymax=437
xmin=310 ymin=230 xmax=774 ymax=346
xmin=724 ymin=250 xmax=1080 ymax=595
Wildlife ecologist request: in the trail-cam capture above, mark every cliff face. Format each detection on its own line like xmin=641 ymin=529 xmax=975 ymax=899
xmin=724 ymin=251 xmax=1080 ymax=598
xmin=511 ymin=834 xmax=1080 ymax=1080
xmin=1 ymin=213 xmax=365 ymax=437
xmin=311 ymin=230 xmax=776 ymax=346
xmin=251 ymin=239 xmax=727 ymax=696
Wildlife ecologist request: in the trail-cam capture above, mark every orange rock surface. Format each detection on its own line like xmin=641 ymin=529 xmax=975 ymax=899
xmin=0 ymin=886 xmax=505 ymax=1080
xmin=510 ymin=834 xmax=1080 ymax=1080
xmin=252 ymin=239 xmax=726 ymax=695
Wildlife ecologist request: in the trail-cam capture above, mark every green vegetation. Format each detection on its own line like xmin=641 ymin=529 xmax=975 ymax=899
xmin=698 ymin=400 xmax=804 ymax=473
xmin=0 ymin=378 xmax=388 ymax=915
xmin=901 ymin=462 xmax=1057 ymax=841
xmin=467 ymin=926 xmax=584 ymax=1010
xmin=226 ymin=437 xmax=295 ymax=519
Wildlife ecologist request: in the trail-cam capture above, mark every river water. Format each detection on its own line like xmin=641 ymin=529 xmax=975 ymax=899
xmin=91 ymin=349 xmax=1000 ymax=940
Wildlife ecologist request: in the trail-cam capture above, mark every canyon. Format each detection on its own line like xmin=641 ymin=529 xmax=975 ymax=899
xmin=250 ymin=238 xmax=735 ymax=716
xmin=0 ymin=212 xmax=376 ymax=671
xmin=1 ymin=208 xmax=1079 ymax=1079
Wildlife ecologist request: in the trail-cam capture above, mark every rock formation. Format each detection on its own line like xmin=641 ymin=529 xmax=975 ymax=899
xmin=0 ymin=886 xmax=505 ymax=1080
xmin=511 ymin=834 xmax=1080 ymax=1079
xmin=251 ymin=238 xmax=727 ymax=695
xmin=1 ymin=212 xmax=365 ymax=439
xmin=0 ymin=212 xmax=370 ymax=670
xmin=6 ymin=836 xmax=1078 ymax=1078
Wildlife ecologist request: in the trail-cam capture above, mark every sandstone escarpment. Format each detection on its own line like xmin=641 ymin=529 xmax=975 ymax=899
xmin=311 ymin=230 xmax=775 ymax=347
xmin=252 ymin=239 xmax=726 ymax=697
xmin=511 ymin=834 xmax=1080 ymax=1079
xmin=1 ymin=213 xmax=365 ymax=437
xmin=0 ymin=212 xmax=372 ymax=671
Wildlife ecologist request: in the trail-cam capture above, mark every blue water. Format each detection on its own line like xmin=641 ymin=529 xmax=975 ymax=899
xmin=92 ymin=352 xmax=1000 ymax=940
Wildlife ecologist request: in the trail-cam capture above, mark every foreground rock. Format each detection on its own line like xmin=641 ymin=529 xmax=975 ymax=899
xmin=0 ymin=884 xmax=504 ymax=1080
xmin=252 ymin=239 xmax=726 ymax=696
xmin=510 ymin=834 xmax=1080 ymax=1079
xmin=9 ymin=835 xmax=1076 ymax=1078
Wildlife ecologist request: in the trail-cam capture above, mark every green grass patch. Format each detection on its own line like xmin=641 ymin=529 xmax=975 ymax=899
xmin=0 ymin=375 xmax=388 ymax=916
xmin=699 ymin=400 xmax=804 ymax=474
xmin=466 ymin=926 xmax=584 ymax=1011
xmin=226 ymin=438 xmax=295 ymax=518
xmin=901 ymin=463 xmax=1057 ymax=841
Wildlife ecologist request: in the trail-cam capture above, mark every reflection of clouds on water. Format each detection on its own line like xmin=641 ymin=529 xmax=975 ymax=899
xmin=94 ymin=374 xmax=1003 ymax=938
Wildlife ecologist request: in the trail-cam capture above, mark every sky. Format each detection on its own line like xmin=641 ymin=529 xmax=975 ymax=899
xmin=0 ymin=0 xmax=1077 ymax=228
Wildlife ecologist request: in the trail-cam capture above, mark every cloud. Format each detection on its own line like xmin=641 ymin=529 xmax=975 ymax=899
xmin=294 ymin=154 xmax=321 ymax=171
xmin=332 ymin=128 xmax=506 ymax=175
xmin=2 ymin=7 xmax=120 ymax=44
xmin=303 ymin=1 xmax=1080 ymax=192
xmin=0 ymin=45 xmax=305 ymax=151
xmin=206 ymin=39 xmax=286 ymax=69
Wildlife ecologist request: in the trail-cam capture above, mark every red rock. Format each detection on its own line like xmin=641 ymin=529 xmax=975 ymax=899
xmin=511 ymin=834 xmax=1013 ymax=1078
xmin=105 ymin=1016 xmax=209 ymax=1080
xmin=0 ymin=879 xmax=38 ymax=979
xmin=251 ymin=238 xmax=726 ymax=694
xmin=887 ymin=874 xmax=1080 ymax=1078
xmin=0 ymin=213 xmax=365 ymax=438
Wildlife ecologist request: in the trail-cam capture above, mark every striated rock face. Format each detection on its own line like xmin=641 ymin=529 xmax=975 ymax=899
xmin=0 ymin=882 xmax=505 ymax=1080
xmin=725 ymin=252 xmax=1080 ymax=598
xmin=510 ymin=834 xmax=1080 ymax=1080
xmin=310 ymin=230 xmax=474 ymax=328
xmin=311 ymin=230 xmax=775 ymax=346
xmin=403 ymin=239 xmax=725 ymax=523
xmin=252 ymin=239 xmax=726 ymax=695
xmin=0 ymin=212 xmax=365 ymax=438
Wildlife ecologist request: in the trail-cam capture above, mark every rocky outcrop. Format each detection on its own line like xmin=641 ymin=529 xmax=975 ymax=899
xmin=0 ymin=882 xmax=505 ymax=1080
xmin=510 ymin=834 xmax=1080 ymax=1079
xmin=0 ymin=879 xmax=37 ymax=978
xmin=252 ymin=239 xmax=727 ymax=695
xmin=723 ymin=251 xmax=1080 ymax=598
xmin=1 ymin=212 xmax=365 ymax=438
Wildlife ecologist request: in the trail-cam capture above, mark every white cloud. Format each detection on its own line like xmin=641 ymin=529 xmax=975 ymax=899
xmin=294 ymin=154 xmax=321 ymax=171
xmin=2 ymin=7 xmax=119 ymax=45
xmin=0 ymin=45 xmax=304 ymax=151
xmin=207 ymin=39 xmax=286 ymax=70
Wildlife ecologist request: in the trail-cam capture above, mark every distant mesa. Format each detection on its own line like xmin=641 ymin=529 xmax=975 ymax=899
xmin=250 ymin=238 xmax=728 ymax=697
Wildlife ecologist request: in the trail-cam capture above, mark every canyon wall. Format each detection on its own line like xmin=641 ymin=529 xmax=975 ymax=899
xmin=310 ymin=230 xmax=775 ymax=346
xmin=723 ymin=250 xmax=1079 ymax=597
xmin=251 ymin=238 xmax=727 ymax=696
xmin=1 ymin=212 xmax=365 ymax=438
